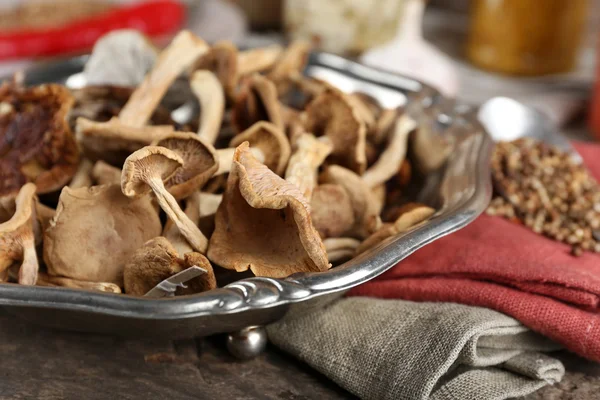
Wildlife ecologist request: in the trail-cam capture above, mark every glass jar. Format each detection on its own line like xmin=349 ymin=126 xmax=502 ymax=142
xmin=284 ymin=0 xmax=406 ymax=55
xmin=467 ymin=0 xmax=588 ymax=76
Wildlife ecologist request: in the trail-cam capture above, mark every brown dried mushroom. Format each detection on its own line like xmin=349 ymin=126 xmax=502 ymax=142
xmin=0 ymin=83 xmax=79 ymax=198
xmin=121 ymin=146 xmax=209 ymax=253
xmin=191 ymin=40 xmax=239 ymax=100
xmin=43 ymin=184 xmax=161 ymax=285
xmin=208 ymin=142 xmax=330 ymax=278
xmin=304 ymin=88 xmax=367 ymax=174
xmin=310 ymin=184 xmax=356 ymax=239
xmin=124 ymin=236 xmax=216 ymax=297
xmin=191 ymin=70 xmax=225 ymax=145
xmin=356 ymin=204 xmax=436 ymax=255
xmin=91 ymin=161 xmax=121 ymax=185
xmin=151 ymin=132 xmax=219 ymax=199
xmin=285 ymin=134 xmax=332 ymax=200
xmin=0 ymin=183 xmax=39 ymax=285
xmin=324 ymin=237 xmax=361 ymax=264
xmin=229 ymin=121 xmax=291 ymax=176
xmin=267 ymin=40 xmax=311 ymax=94
xmin=320 ymin=165 xmax=381 ymax=239
xmin=231 ymin=74 xmax=284 ymax=133
xmin=37 ymin=272 xmax=122 ymax=293
xmin=69 ymin=159 xmax=94 ymax=189
xmin=237 ymin=44 xmax=283 ymax=75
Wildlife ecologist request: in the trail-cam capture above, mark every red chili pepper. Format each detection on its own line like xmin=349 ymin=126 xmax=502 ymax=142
xmin=0 ymin=0 xmax=185 ymax=60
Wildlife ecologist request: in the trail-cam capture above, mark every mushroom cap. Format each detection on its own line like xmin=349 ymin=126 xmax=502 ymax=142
xmin=310 ymin=184 xmax=356 ymax=239
xmin=304 ymin=88 xmax=367 ymax=174
xmin=267 ymin=40 xmax=311 ymax=94
xmin=152 ymin=132 xmax=219 ymax=199
xmin=229 ymin=121 xmax=291 ymax=176
xmin=121 ymin=146 xmax=184 ymax=198
xmin=191 ymin=40 xmax=239 ymax=99
xmin=124 ymin=236 xmax=216 ymax=296
xmin=43 ymin=184 xmax=162 ymax=285
xmin=320 ymin=165 xmax=381 ymax=239
xmin=231 ymin=74 xmax=284 ymax=133
xmin=208 ymin=142 xmax=330 ymax=278
xmin=0 ymin=82 xmax=79 ymax=198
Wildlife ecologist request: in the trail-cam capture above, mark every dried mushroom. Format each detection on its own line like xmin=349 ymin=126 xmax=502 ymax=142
xmin=208 ymin=143 xmax=330 ymax=278
xmin=320 ymin=165 xmax=381 ymax=239
xmin=285 ymin=134 xmax=333 ymax=200
xmin=121 ymin=146 xmax=209 ymax=253
xmin=152 ymin=132 xmax=219 ymax=199
xmin=162 ymin=191 xmax=201 ymax=256
xmin=229 ymin=121 xmax=291 ymax=176
xmin=231 ymin=74 xmax=284 ymax=133
xmin=356 ymin=204 xmax=435 ymax=255
xmin=310 ymin=184 xmax=355 ymax=239
xmin=43 ymin=184 xmax=161 ymax=285
xmin=191 ymin=70 xmax=225 ymax=145
xmin=69 ymin=159 xmax=94 ymax=189
xmin=91 ymin=161 xmax=121 ymax=185
xmin=37 ymin=272 xmax=121 ymax=293
xmin=237 ymin=45 xmax=283 ymax=75
xmin=267 ymin=40 xmax=311 ymax=94
xmin=83 ymin=30 xmax=158 ymax=87
xmin=324 ymin=237 xmax=361 ymax=264
xmin=124 ymin=237 xmax=216 ymax=297
xmin=198 ymin=192 xmax=222 ymax=217
xmin=362 ymin=114 xmax=416 ymax=187
xmin=191 ymin=41 xmax=239 ymax=100
xmin=0 ymin=183 xmax=39 ymax=285
xmin=304 ymin=88 xmax=367 ymax=174
xmin=0 ymin=83 xmax=79 ymax=198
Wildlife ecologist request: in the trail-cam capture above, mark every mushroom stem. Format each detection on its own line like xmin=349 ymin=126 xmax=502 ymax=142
xmin=18 ymin=237 xmax=38 ymax=285
xmin=92 ymin=161 xmax=121 ymax=185
xmin=69 ymin=159 xmax=94 ymax=188
xmin=324 ymin=237 xmax=361 ymax=263
xmin=237 ymin=45 xmax=283 ymax=75
xmin=215 ymin=147 xmax=265 ymax=175
xmin=362 ymin=114 xmax=416 ymax=188
xmin=37 ymin=273 xmax=121 ymax=293
xmin=148 ymin=177 xmax=208 ymax=253
xmin=119 ymin=31 xmax=209 ymax=127
xmin=285 ymin=134 xmax=332 ymax=200
xmin=191 ymin=70 xmax=225 ymax=145
xmin=163 ymin=192 xmax=201 ymax=256
xmin=76 ymin=117 xmax=175 ymax=146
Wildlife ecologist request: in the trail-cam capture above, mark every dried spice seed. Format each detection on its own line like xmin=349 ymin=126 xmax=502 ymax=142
xmin=488 ymin=138 xmax=600 ymax=256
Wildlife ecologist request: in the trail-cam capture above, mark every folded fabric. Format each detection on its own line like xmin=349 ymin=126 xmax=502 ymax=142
xmin=267 ymin=298 xmax=564 ymax=400
xmin=350 ymin=141 xmax=600 ymax=361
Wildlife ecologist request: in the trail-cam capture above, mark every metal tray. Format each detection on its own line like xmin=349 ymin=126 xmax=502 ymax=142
xmin=0 ymin=52 xmax=493 ymax=348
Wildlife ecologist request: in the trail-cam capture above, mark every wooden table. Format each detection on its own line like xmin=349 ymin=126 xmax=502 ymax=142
xmin=2 ymin=308 xmax=599 ymax=400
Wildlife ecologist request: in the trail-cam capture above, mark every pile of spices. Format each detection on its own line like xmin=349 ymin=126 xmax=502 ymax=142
xmin=487 ymin=138 xmax=600 ymax=256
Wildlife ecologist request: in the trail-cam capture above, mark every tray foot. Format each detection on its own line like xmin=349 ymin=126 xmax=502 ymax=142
xmin=226 ymin=325 xmax=267 ymax=360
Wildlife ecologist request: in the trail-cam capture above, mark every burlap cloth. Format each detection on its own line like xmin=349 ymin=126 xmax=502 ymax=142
xmin=267 ymin=298 xmax=564 ymax=400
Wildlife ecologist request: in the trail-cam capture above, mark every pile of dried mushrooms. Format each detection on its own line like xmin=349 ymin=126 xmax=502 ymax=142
xmin=0 ymin=30 xmax=441 ymax=297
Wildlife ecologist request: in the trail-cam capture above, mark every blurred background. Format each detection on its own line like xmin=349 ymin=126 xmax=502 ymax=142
xmin=0 ymin=0 xmax=599 ymax=138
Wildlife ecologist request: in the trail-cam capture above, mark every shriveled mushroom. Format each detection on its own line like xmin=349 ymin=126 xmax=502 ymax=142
xmin=280 ymin=104 xmax=306 ymax=143
xmin=119 ymin=30 xmax=209 ymax=127
xmin=348 ymin=94 xmax=377 ymax=133
xmin=35 ymin=202 xmax=55 ymax=234
xmin=372 ymin=184 xmax=387 ymax=216
xmin=0 ymin=82 xmax=79 ymax=198
xmin=226 ymin=121 xmax=291 ymax=176
xmin=215 ymin=147 xmax=264 ymax=175
xmin=237 ymin=44 xmax=283 ymax=75
xmin=324 ymin=237 xmax=361 ymax=263
xmin=411 ymin=112 xmax=453 ymax=174
xmin=124 ymin=237 xmax=216 ymax=297
xmin=356 ymin=204 xmax=436 ymax=255
xmin=152 ymin=132 xmax=219 ymax=199
xmin=267 ymin=40 xmax=311 ymax=94
xmin=121 ymin=146 xmax=209 ymax=253
xmin=37 ymin=272 xmax=122 ymax=293
xmin=191 ymin=40 xmax=239 ymax=100
xmin=43 ymin=184 xmax=161 ymax=285
xmin=69 ymin=159 xmax=94 ymax=188
xmin=231 ymin=74 xmax=284 ymax=133
xmin=285 ymin=134 xmax=332 ymax=200
xmin=91 ymin=161 xmax=121 ymax=185
xmin=198 ymin=192 xmax=222 ymax=217
xmin=362 ymin=114 xmax=416 ymax=188
xmin=163 ymin=192 xmax=201 ymax=256
xmin=373 ymin=108 xmax=398 ymax=145
xmin=304 ymin=88 xmax=367 ymax=174
xmin=83 ymin=30 xmax=158 ymax=87
xmin=310 ymin=184 xmax=355 ymax=239
xmin=191 ymin=70 xmax=225 ymax=145
xmin=320 ymin=165 xmax=381 ymax=239
xmin=0 ymin=183 xmax=39 ymax=285
xmin=208 ymin=142 xmax=330 ymax=278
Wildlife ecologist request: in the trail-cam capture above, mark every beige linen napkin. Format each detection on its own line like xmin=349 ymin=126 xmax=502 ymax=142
xmin=267 ymin=298 xmax=564 ymax=400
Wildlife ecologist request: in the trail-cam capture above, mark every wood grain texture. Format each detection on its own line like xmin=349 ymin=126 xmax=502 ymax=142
xmin=0 ymin=310 xmax=352 ymax=400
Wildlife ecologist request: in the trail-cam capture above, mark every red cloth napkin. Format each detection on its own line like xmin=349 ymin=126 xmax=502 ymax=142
xmin=350 ymin=142 xmax=600 ymax=362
